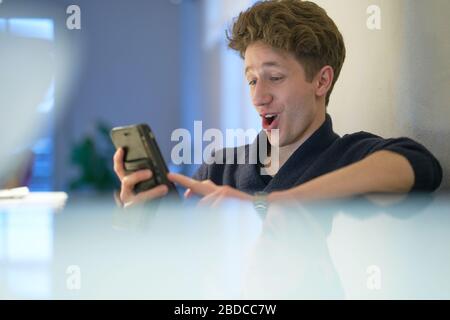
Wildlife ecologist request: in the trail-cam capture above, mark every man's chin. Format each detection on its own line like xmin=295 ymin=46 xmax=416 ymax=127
xmin=266 ymin=133 xmax=284 ymax=147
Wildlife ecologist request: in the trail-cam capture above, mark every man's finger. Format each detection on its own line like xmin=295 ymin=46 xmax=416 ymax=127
xmin=184 ymin=188 xmax=193 ymax=199
xmin=133 ymin=184 xmax=169 ymax=204
xmin=122 ymin=170 xmax=152 ymax=189
xmin=120 ymin=170 xmax=152 ymax=203
xmin=113 ymin=190 xmax=123 ymax=208
xmin=113 ymin=148 xmax=126 ymax=180
xmin=167 ymin=173 xmax=216 ymax=196
xmin=197 ymin=189 xmax=221 ymax=207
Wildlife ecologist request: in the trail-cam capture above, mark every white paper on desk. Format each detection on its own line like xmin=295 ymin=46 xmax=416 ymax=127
xmin=0 ymin=191 xmax=68 ymax=209
xmin=0 ymin=186 xmax=30 ymax=199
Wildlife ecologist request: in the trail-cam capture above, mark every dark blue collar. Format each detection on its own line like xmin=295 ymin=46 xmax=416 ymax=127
xmin=254 ymin=113 xmax=340 ymax=191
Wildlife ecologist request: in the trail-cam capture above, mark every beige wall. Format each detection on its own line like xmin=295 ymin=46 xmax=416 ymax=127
xmin=316 ymin=0 xmax=450 ymax=189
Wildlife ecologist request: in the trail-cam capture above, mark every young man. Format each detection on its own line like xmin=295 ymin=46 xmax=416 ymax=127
xmin=113 ymin=0 xmax=442 ymax=208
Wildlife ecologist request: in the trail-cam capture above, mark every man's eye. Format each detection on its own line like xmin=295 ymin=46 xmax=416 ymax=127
xmin=270 ymin=76 xmax=283 ymax=82
xmin=248 ymin=80 xmax=256 ymax=86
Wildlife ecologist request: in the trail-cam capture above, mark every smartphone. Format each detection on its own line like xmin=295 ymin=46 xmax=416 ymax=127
xmin=110 ymin=124 xmax=178 ymax=197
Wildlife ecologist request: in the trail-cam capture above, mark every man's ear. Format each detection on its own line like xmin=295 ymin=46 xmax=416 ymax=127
xmin=315 ymin=65 xmax=334 ymax=99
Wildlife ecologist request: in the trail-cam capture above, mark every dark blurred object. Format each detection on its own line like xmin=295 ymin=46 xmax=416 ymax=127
xmin=69 ymin=121 xmax=119 ymax=192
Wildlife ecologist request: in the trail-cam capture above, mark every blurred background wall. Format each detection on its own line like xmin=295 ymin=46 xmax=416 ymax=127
xmin=1 ymin=0 xmax=449 ymax=193
xmin=54 ymin=0 xmax=182 ymax=190
xmin=316 ymin=0 xmax=450 ymax=189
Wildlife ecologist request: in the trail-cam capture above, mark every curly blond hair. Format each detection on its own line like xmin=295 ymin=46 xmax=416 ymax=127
xmin=227 ymin=0 xmax=346 ymax=106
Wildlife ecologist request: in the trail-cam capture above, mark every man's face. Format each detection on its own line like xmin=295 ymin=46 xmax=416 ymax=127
xmin=244 ymin=41 xmax=325 ymax=147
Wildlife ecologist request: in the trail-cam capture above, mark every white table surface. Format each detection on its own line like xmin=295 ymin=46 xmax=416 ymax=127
xmin=1 ymin=192 xmax=449 ymax=299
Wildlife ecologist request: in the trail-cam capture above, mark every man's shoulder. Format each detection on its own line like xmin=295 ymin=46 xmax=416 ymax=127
xmin=340 ymin=130 xmax=383 ymax=141
xmin=338 ymin=130 xmax=422 ymax=149
xmin=325 ymin=130 xmax=396 ymax=162
xmin=335 ymin=130 xmax=390 ymax=150
xmin=329 ymin=129 xmax=434 ymax=166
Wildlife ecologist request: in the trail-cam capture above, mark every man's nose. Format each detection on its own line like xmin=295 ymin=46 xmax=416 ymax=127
xmin=252 ymin=81 xmax=273 ymax=107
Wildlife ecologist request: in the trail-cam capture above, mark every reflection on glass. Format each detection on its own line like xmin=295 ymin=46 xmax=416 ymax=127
xmin=0 ymin=208 xmax=54 ymax=298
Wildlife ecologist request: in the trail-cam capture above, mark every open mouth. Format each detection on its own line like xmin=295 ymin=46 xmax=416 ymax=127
xmin=262 ymin=113 xmax=279 ymax=129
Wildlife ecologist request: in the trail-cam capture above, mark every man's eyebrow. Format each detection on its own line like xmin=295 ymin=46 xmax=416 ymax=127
xmin=245 ymin=61 xmax=283 ymax=74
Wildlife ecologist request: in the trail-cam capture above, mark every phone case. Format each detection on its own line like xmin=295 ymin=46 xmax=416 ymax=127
xmin=110 ymin=124 xmax=178 ymax=196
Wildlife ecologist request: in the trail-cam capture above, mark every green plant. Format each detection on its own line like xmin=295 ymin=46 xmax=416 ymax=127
xmin=69 ymin=121 xmax=120 ymax=192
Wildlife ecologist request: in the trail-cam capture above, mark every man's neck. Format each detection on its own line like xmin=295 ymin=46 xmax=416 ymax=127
xmin=265 ymin=112 xmax=326 ymax=176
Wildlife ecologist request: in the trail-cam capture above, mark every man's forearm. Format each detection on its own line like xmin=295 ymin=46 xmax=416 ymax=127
xmin=269 ymin=150 xmax=415 ymax=202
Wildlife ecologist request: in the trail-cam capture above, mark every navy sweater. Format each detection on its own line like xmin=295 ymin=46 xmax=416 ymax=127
xmin=193 ymin=114 xmax=442 ymax=194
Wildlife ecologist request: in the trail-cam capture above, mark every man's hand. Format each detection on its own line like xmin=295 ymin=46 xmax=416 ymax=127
xmin=167 ymin=173 xmax=252 ymax=207
xmin=113 ymin=148 xmax=169 ymax=207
